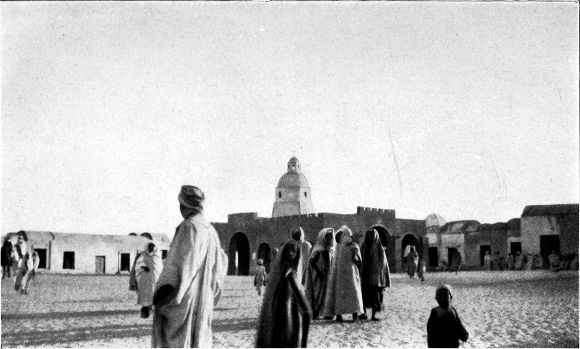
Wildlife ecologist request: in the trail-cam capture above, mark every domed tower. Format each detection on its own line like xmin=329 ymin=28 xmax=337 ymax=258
xmin=272 ymin=157 xmax=315 ymax=218
xmin=425 ymin=213 xmax=446 ymax=235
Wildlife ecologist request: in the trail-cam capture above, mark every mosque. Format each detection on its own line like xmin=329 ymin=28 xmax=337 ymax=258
xmin=4 ymin=156 xmax=577 ymax=275
xmin=213 ymin=156 xmax=579 ymax=275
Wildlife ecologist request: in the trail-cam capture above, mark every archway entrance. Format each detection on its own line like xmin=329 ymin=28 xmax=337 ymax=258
xmin=401 ymin=233 xmax=420 ymax=266
xmin=228 ymin=232 xmax=250 ymax=275
xmin=257 ymin=243 xmax=272 ymax=273
xmin=372 ymin=225 xmax=396 ymax=272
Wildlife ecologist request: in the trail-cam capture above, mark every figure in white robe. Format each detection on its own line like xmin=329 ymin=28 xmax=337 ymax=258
xmin=132 ymin=242 xmax=163 ymax=318
xmin=290 ymin=226 xmax=312 ymax=284
xmin=152 ymin=185 xmax=228 ymax=348
xmin=13 ymin=232 xmax=34 ymax=295
xmin=406 ymin=246 xmax=419 ymax=278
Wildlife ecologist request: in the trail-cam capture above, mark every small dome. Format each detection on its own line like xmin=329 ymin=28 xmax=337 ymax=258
xmin=276 ymin=156 xmax=310 ymax=188
xmin=425 ymin=213 xmax=446 ymax=228
xmin=277 ymin=171 xmax=310 ymax=188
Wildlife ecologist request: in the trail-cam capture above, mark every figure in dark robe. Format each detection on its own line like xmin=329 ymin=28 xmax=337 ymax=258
xmin=303 ymin=228 xmax=335 ymax=319
xmin=256 ymin=240 xmax=312 ymax=348
xmin=360 ymin=229 xmax=391 ymax=321
xmin=1 ymin=237 xmax=13 ymax=279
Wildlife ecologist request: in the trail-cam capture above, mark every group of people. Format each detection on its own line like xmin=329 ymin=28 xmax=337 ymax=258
xmin=254 ymin=225 xmax=470 ymax=348
xmin=2 ymin=185 xmax=471 ymax=348
xmin=483 ymin=250 xmax=579 ymax=272
xmin=255 ymin=224 xmax=393 ymax=347
xmin=1 ymin=231 xmax=40 ymax=295
xmin=404 ymin=245 xmax=427 ymax=280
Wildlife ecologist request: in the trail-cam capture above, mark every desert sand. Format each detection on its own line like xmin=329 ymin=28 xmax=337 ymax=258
xmin=1 ymin=270 xmax=578 ymax=348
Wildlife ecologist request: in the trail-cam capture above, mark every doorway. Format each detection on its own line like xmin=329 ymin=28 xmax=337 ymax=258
xmin=480 ymin=245 xmax=491 ymax=266
xmin=540 ymin=235 xmax=560 ymax=267
xmin=120 ymin=253 xmax=131 ymax=271
xmin=401 ymin=234 xmax=420 ymax=266
xmin=510 ymin=242 xmax=522 ymax=256
xmin=35 ymin=248 xmax=47 ymax=269
xmin=428 ymin=247 xmax=439 ymax=267
xmin=257 ymin=243 xmax=272 ymax=273
xmin=228 ymin=232 xmax=250 ymax=275
xmin=447 ymin=248 xmax=460 ymax=270
xmin=95 ymin=256 xmax=106 ymax=274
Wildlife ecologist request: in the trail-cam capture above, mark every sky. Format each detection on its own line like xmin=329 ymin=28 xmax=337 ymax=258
xmin=2 ymin=2 xmax=578 ymax=237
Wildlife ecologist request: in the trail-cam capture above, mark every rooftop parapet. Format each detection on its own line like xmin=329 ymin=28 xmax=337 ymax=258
xmin=356 ymin=206 xmax=395 ymax=216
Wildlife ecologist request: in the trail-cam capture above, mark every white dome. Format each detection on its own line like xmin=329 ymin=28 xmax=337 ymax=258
xmin=425 ymin=213 xmax=446 ymax=228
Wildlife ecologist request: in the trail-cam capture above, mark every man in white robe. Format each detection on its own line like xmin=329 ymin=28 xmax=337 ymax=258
xmin=13 ymin=232 xmax=34 ymax=295
xmin=152 ymin=185 xmax=228 ymax=348
xmin=133 ymin=242 xmax=163 ymax=318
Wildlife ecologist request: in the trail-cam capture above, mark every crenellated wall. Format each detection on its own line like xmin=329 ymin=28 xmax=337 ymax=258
xmin=212 ymin=205 xmax=427 ymax=275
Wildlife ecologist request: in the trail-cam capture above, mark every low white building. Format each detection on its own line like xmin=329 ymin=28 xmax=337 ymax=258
xmin=3 ymin=231 xmax=171 ymax=274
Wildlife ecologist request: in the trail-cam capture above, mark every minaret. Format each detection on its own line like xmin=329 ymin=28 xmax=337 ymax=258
xmin=272 ymin=157 xmax=314 ymax=217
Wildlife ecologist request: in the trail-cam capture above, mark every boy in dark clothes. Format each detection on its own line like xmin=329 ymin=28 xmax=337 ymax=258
xmin=427 ymin=284 xmax=469 ymax=348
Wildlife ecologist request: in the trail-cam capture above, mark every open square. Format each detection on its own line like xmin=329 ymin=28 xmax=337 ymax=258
xmin=1 ymin=271 xmax=577 ymax=348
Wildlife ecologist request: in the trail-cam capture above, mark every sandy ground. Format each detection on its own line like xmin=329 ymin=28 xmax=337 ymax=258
xmin=1 ymin=270 xmax=577 ymax=348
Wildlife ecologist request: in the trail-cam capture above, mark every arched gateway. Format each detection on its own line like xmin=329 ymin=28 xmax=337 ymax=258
xmin=401 ymin=233 xmax=420 ymax=265
xmin=228 ymin=232 xmax=250 ymax=275
xmin=256 ymin=243 xmax=272 ymax=273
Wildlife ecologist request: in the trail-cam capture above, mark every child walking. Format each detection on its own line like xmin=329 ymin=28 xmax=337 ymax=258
xmin=254 ymin=259 xmax=267 ymax=296
xmin=427 ymin=284 xmax=469 ymax=348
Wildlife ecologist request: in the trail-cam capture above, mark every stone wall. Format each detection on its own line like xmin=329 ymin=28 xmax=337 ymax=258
xmin=214 ymin=206 xmax=427 ymax=275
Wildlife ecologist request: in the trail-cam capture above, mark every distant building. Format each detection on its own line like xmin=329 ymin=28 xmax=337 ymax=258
xmin=520 ymin=204 xmax=579 ymax=265
xmin=213 ymin=156 xmax=427 ymax=275
xmin=213 ymin=157 xmax=579 ymax=275
xmin=3 ymin=231 xmax=170 ymax=274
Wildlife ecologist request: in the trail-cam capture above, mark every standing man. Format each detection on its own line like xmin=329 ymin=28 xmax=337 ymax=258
xmin=132 ymin=242 xmax=163 ymax=318
xmin=13 ymin=231 xmax=34 ymax=295
xmin=152 ymin=185 xmax=228 ymax=348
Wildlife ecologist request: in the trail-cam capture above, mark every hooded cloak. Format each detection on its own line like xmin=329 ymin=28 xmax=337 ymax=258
xmin=256 ymin=240 xmax=308 ymax=348
xmin=322 ymin=225 xmax=364 ymax=316
xmin=289 ymin=227 xmax=312 ymax=283
xmin=303 ymin=228 xmax=335 ymax=317
xmin=361 ymin=229 xmax=390 ymax=288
